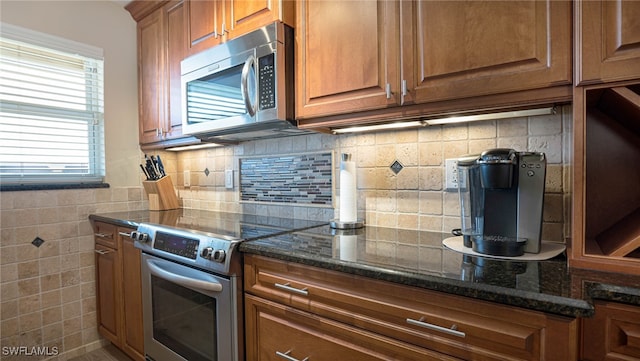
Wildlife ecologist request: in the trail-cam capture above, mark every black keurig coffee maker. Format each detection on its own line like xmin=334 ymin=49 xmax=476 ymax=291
xmin=457 ymin=149 xmax=546 ymax=256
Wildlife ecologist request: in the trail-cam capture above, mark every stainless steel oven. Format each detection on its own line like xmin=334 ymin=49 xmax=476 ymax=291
xmin=131 ymin=210 xmax=327 ymax=361
xmin=140 ymin=254 xmax=238 ymax=361
xmin=133 ymin=223 xmax=243 ymax=361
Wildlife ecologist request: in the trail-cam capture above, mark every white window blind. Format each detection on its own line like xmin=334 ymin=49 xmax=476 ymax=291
xmin=0 ymin=23 xmax=105 ymax=186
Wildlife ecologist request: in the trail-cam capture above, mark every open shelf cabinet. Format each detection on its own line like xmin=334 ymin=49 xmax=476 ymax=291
xmin=571 ymin=80 xmax=640 ymax=275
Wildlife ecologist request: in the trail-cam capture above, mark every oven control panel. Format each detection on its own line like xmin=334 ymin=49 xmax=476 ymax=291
xmin=132 ymin=223 xmax=240 ymax=274
xmin=154 ymin=231 xmax=199 ymax=259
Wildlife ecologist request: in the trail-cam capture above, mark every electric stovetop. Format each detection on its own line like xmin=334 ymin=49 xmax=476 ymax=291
xmin=91 ymin=208 xmax=328 ymax=241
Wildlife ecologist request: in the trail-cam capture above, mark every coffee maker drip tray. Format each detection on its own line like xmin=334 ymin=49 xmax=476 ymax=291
xmin=443 ymin=236 xmax=566 ymax=261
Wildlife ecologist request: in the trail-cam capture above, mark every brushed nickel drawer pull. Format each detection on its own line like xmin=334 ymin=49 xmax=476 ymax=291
xmin=94 ymin=249 xmax=113 ymax=255
xmin=276 ymin=350 xmax=309 ymax=361
xmin=406 ymin=317 xmax=466 ymax=338
xmin=274 ymin=282 xmax=309 ymax=296
xmin=118 ymin=231 xmax=132 ymax=237
xmin=94 ymin=232 xmax=113 ymax=239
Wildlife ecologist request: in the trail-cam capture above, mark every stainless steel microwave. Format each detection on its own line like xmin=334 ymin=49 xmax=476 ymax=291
xmin=181 ymin=22 xmax=301 ymax=142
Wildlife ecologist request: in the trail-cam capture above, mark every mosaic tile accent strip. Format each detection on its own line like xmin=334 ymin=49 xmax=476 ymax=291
xmin=240 ymin=152 xmax=332 ymax=205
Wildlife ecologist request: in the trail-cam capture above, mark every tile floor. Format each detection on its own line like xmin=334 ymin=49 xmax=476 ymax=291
xmin=67 ymin=345 xmax=132 ymax=361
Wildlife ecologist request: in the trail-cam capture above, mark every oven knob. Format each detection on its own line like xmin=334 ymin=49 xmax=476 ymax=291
xmin=212 ymin=249 xmax=226 ymax=263
xmin=130 ymin=231 xmax=149 ymax=243
xmin=201 ymin=247 xmax=214 ymax=260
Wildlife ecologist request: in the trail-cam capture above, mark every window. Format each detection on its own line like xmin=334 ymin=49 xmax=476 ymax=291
xmin=0 ymin=23 xmax=105 ymax=187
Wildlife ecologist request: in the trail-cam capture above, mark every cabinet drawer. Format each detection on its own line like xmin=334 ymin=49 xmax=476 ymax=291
xmin=581 ymin=301 xmax=640 ymax=360
xmin=94 ymin=222 xmax=118 ymax=249
xmin=244 ymin=254 xmax=577 ymax=361
xmin=245 ymin=294 xmax=460 ymax=361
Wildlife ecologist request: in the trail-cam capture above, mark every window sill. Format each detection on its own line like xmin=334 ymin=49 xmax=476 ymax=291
xmin=0 ymin=183 xmax=110 ymax=192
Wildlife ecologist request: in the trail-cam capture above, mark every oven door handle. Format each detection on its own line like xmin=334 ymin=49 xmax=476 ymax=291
xmin=146 ymin=259 xmax=223 ymax=295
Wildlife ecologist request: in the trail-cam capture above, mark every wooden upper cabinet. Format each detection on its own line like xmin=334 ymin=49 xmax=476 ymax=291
xmin=166 ymin=0 xmax=186 ymax=137
xmin=295 ymin=0 xmax=400 ymax=120
xmin=229 ymin=0 xmax=295 ymax=37
xmin=576 ymin=0 xmax=640 ymax=86
xmin=407 ymin=0 xmax=572 ymax=104
xmin=137 ymin=9 xmax=167 ymax=144
xmin=296 ymin=0 xmax=571 ymax=123
xmin=136 ymin=1 xmax=185 ymax=146
xmin=186 ymin=0 xmax=225 ymax=56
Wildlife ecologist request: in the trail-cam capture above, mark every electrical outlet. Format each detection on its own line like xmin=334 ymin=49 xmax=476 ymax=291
xmin=183 ymin=170 xmax=190 ymax=187
xmin=225 ymin=169 xmax=234 ymax=189
xmin=445 ymin=158 xmax=459 ymax=191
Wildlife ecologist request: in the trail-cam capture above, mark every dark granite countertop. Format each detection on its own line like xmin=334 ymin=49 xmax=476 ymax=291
xmin=90 ymin=211 xmax=640 ymax=318
xmin=239 ymin=224 xmax=640 ymax=318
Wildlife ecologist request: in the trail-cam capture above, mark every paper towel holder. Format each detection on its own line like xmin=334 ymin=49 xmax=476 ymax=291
xmin=330 ymin=219 xmax=365 ymax=229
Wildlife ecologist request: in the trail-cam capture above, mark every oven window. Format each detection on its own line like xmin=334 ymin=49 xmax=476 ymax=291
xmin=151 ymin=275 xmax=217 ymax=361
xmin=185 ymin=63 xmax=253 ymax=124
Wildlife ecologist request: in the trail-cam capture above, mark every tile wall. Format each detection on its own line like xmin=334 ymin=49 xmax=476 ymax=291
xmin=0 ymin=188 xmax=146 ymax=360
xmin=175 ymin=105 xmax=572 ymax=243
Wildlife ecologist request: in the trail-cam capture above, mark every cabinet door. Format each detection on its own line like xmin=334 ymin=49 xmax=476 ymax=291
xmin=581 ymin=301 xmax=640 ymax=360
xmin=295 ymin=0 xmax=401 ymax=120
xmin=95 ymin=243 xmax=120 ymax=345
xmin=576 ymin=0 xmax=640 ymax=85
xmin=407 ymin=0 xmax=571 ymax=104
xmin=121 ymin=228 xmax=144 ymax=361
xmin=138 ymin=9 xmax=167 ymax=144
xmin=228 ymin=0 xmax=294 ymax=38
xmin=166 ymin=0 xmax=186 ymax=139
xmin=245 ymin=295 xmax=459 ymax=361
xmin=186 ymin=0 xmax=225 ymax=56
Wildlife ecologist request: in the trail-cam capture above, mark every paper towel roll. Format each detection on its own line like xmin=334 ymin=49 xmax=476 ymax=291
xmin=339 ymin=153 xmax=357 ymax=223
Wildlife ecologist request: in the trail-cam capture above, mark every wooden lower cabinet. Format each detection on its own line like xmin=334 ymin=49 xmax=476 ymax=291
xmin=244 ymin=254 xmax=578 ymax=361
xmin=246 ymin=295 xmax=459 ymax=360
xmin=581 ymin=301 xmax=640 ymax=360
xmin=93 ymin=222 xmax=144 ymax=361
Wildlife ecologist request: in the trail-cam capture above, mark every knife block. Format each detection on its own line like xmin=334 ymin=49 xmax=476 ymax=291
xmin=143 ymin=176 xmax=180 ymax=211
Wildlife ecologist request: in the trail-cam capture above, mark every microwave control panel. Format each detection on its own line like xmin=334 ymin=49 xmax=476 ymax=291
xmin=258 ymin=53 xmax=276 ymax=110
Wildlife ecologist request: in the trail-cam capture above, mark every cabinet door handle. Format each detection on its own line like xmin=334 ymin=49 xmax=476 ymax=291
xmin=276 ymin=350 xmax=309 ymax=361
xmin=274 ymin=282 xmax=309 ymax=296
xmin=385 ymin=83 xmax=392 ymax=99
xmin=118 ymin=231 xmax=132 ymax=238
xmin=94 ymin=249 xmax=114 ymax=255
xmin=406 ymin=317 xmax=466 ymax=338
xmin=94 ymin=233 xmax=113 ymax=239
xmin=401 ymin=79 xmax=408 ymax=97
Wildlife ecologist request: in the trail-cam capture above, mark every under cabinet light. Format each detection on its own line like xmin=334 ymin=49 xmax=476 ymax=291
xmin=330 ymin=106 xmax=556 ymax=134
xmin=332 ymin=120 xmax=425 ymax=134
xmin=424 ymin=106 xmax=556 ymax=126
xmin=165 ymin=143 xmax=224 ymax=151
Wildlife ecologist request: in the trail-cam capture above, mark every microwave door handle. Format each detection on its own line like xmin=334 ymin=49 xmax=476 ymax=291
xmin=146 ymin=258 xmax=223 ymax=296
xmin=241 ymin=56 xmax=257 ymax=117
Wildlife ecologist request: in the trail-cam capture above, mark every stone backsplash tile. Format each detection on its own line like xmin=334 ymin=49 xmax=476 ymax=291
xmin=0 ymin=186 xmax=147 ymax=358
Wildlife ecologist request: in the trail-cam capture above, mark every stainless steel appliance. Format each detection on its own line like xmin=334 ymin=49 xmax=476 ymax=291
xmin=456 ymin=148 xmax=546 ymax=256
xmin=132 ymin=211 xmax=325 ymax=361
xmin=181 ymin=22 xmax=303 ymax=142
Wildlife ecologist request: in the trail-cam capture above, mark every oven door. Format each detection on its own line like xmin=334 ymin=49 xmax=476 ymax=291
xmin=181 ymin=48 xmax=258 ymax=136
xmin=140 ymin=253 xmax=238 ymax=361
